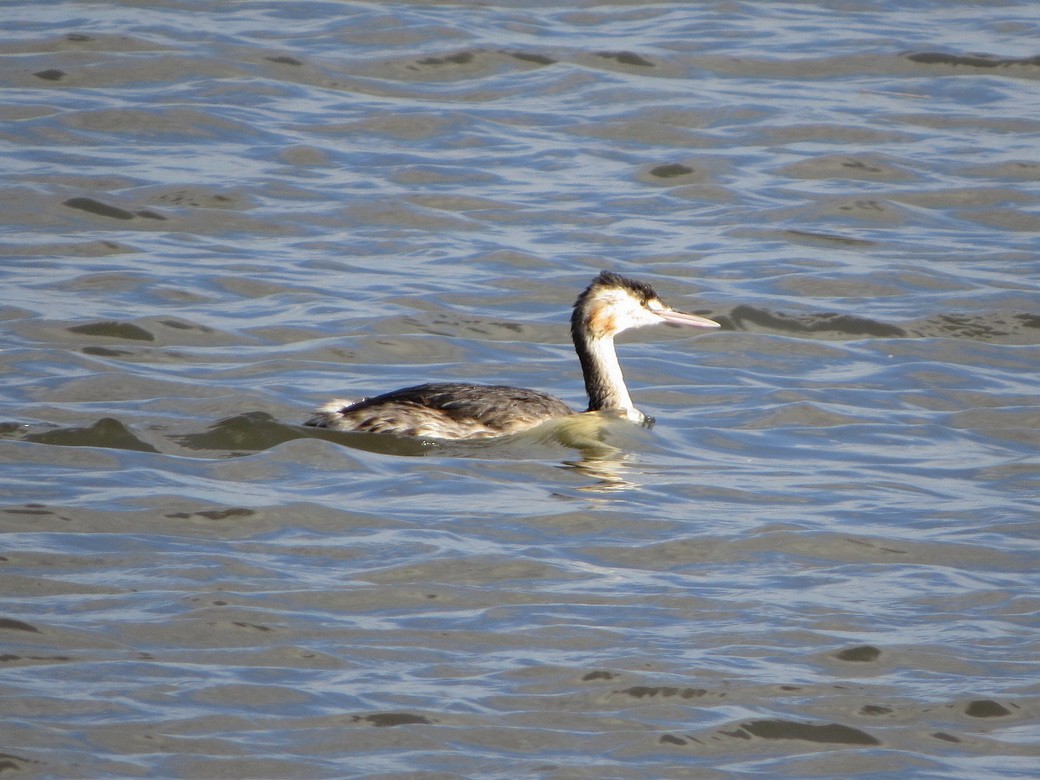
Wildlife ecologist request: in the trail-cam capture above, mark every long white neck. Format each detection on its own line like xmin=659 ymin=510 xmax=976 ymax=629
xmin=576 ymin=334 xmax=643 ymax=421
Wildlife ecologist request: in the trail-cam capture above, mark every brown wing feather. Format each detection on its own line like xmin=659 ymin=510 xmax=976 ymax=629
xmin=306 ymin=382 xmax=574 ymax=439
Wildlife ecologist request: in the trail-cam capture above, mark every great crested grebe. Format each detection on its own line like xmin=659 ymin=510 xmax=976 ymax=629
xmin=305 ymin=271 xmax=720 ymax=440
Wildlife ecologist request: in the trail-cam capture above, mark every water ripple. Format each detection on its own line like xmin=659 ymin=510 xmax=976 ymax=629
xmin=1 ymin=1 xmax=1038 ymax=776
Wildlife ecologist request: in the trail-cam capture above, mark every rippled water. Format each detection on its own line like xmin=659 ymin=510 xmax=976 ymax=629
xmin=2 ymin=1 xmax=1039 ymax=776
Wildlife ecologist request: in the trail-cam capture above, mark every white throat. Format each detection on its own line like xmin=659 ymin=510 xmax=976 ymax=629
xmin=587 ymin=336 xmax=643 ymax=421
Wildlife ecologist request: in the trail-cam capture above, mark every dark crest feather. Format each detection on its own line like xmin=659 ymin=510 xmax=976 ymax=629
xmin=588 ymin=270 xmax=657 ymax=301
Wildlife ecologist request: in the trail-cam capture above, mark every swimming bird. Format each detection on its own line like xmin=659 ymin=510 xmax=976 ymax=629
xmin=305 ymin=271 xmax=720 ymax=440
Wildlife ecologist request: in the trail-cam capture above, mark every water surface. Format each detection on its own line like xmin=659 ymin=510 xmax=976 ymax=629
xmin=1 ymin=1 xmax=1039 ymax=777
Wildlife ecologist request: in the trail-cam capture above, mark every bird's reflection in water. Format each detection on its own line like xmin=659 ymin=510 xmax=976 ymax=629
xmin=562 ymin=454 xmax=635 ymax=492
xmin=542 ymin=412 xmax=647 ymax=492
